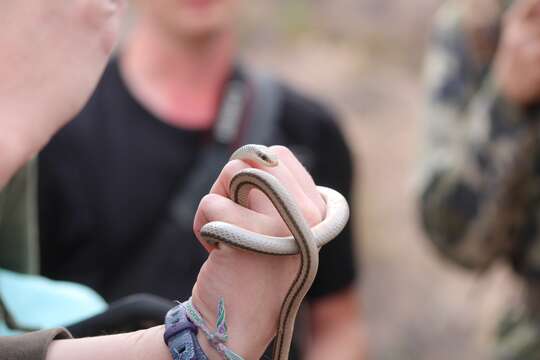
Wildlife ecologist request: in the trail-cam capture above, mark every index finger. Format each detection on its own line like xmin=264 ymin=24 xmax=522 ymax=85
xmin=269 ymin=146 xmax=326 ymax=217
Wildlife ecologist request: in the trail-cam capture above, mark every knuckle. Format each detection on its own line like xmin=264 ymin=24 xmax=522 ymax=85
xmin=270 ymin=145 xmax=293 ymax=158
xmin=194 ymin=194 xmax=225 ymax=235
xmin=215 ymin=160 xmax=247 ymax=190
xmin=198 ymin=194 xmax=224 ymax=216
xmin=221 ymin=159 xmax=247 ymax=179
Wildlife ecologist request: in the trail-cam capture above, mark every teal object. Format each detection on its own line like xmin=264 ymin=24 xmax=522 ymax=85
xmin=0 ymin=268 xmax=107 ymax=335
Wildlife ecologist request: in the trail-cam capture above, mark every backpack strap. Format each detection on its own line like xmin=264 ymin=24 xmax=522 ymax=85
xmin=241 ymin=69 xmax=283 ymax=145
xmin=170 ymin=65 xmax=283 ymax=228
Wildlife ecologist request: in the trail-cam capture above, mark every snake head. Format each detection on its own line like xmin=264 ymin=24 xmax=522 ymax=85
xmin=230 ymin=144 xmax=279 ymax=167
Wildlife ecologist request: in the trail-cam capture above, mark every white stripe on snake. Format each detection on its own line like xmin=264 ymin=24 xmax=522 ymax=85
xmin=200 ymin=144 xmax=350 ymax=360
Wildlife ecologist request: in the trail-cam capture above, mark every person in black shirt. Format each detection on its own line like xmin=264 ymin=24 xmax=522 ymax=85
xmin=39 ymin=1 xmax=364 ymax=358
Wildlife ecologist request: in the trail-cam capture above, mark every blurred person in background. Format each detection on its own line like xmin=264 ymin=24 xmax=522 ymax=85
xmin=419 ymin=0 xmax=540 ymax=358
xmin=38 ymin=0 xmax=364 ymax=358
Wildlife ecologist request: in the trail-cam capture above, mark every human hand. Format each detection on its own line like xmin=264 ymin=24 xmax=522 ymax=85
xmin=495 ymin=0 xmax=540 ymax=105
xmin=191 ymin=145 xmax=325 ymax=359
xmin=0 ymin=0 xmax=125 ymax=164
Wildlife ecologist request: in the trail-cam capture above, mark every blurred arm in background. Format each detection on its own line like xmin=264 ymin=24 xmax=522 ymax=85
xmin=419 ymin=0 xmax=540 ymax=270
xmin=0 ymin=0 xmax=123 ymax=189
xmin=306 ymin=287 xmax=365 ymax=360
xmin=302 ymin=114 xmax=366 ymax=360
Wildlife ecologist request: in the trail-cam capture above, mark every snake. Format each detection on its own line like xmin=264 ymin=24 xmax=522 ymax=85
xmin=200 ymin=144 xmax=350 ymax=360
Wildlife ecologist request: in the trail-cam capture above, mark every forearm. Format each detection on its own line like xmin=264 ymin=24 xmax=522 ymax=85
xmin=46 ymin=326 xmax=170 ymax=360
xmin=46 ymin=326 xmax=227 ymax=360
xmin=46 ymin=325 xmax=249 ymax=360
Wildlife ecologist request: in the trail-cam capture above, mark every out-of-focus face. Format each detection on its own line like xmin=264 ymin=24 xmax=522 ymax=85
xmin=134 ymin=0 xmax=241 ymax=39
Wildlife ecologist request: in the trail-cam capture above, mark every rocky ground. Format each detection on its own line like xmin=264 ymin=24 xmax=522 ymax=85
xmin=241 ymin=1 xmax=521 ymax=359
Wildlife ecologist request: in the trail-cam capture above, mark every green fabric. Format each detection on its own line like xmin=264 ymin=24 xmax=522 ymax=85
xmin=0 ymin=161 xmax=39 ymax=275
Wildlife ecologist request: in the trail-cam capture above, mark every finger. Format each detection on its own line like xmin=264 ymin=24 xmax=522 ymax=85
xmin=209 ymin=159 xmax=248 ymax=198
xmin=211 ymin=156 xmax=323 ymax=226
xmin=208 ymin=159 xmax=285 ymax=219
xmin=269 ymin=145 xmax=326 ymax=217
xmin=193 ymin=193 xmax=289 ymax=251
xmin=247 ymin=154 xmax=321 ymax=222
xmin=252 ymin=157 xmax=323 ymax=226
xmin=209 ymin=159 xmax=277 ymax=215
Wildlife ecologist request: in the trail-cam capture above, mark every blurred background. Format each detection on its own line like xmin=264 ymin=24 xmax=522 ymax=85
xmin=234 ymin=1 xmax=520 ymax=359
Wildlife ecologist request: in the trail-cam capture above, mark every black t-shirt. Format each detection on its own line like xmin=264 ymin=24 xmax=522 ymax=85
xmin=39 ymin=60 xmax=357 ymax=304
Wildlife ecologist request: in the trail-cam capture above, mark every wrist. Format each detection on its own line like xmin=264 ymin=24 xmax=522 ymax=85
xmin=191 ymin=290 xmax=275 ymax=360
xmin=47 ymin=326 xmax=173 ymax=360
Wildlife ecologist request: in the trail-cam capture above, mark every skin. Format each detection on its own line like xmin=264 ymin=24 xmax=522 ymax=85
xmin=121 ymin=1 xmax=366 ymax=358
xmin=120 ymin=0 xmax=239 ymax=129
xmin=0 ymin=0 xmax=125 ymax=188
xmin=47 ymin=146 xmax=327 ymax=360
xmin=495 ymin=0 xmax=540 ymax=105
xmin=192 ymin=145 xmax=324 ymax=358
xmin=0 ymin=2 xmax=356 ymax=359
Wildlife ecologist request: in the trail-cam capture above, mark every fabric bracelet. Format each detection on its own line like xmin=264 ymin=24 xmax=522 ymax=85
xmin=182 ymin=297 xmax=245 ymax=360
xmin=164 ymin=303 xmax=209 ymax=360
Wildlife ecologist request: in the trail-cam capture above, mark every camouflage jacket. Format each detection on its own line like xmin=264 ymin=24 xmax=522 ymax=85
xmin=420 ymin=0 xmax=540 ymax=357
xmin=419 ymin=0 xmax=540 ymax=275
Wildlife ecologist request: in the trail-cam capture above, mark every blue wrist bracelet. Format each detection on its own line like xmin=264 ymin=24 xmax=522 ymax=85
xmin=164 ymin=303 xmax=209 ymax=360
